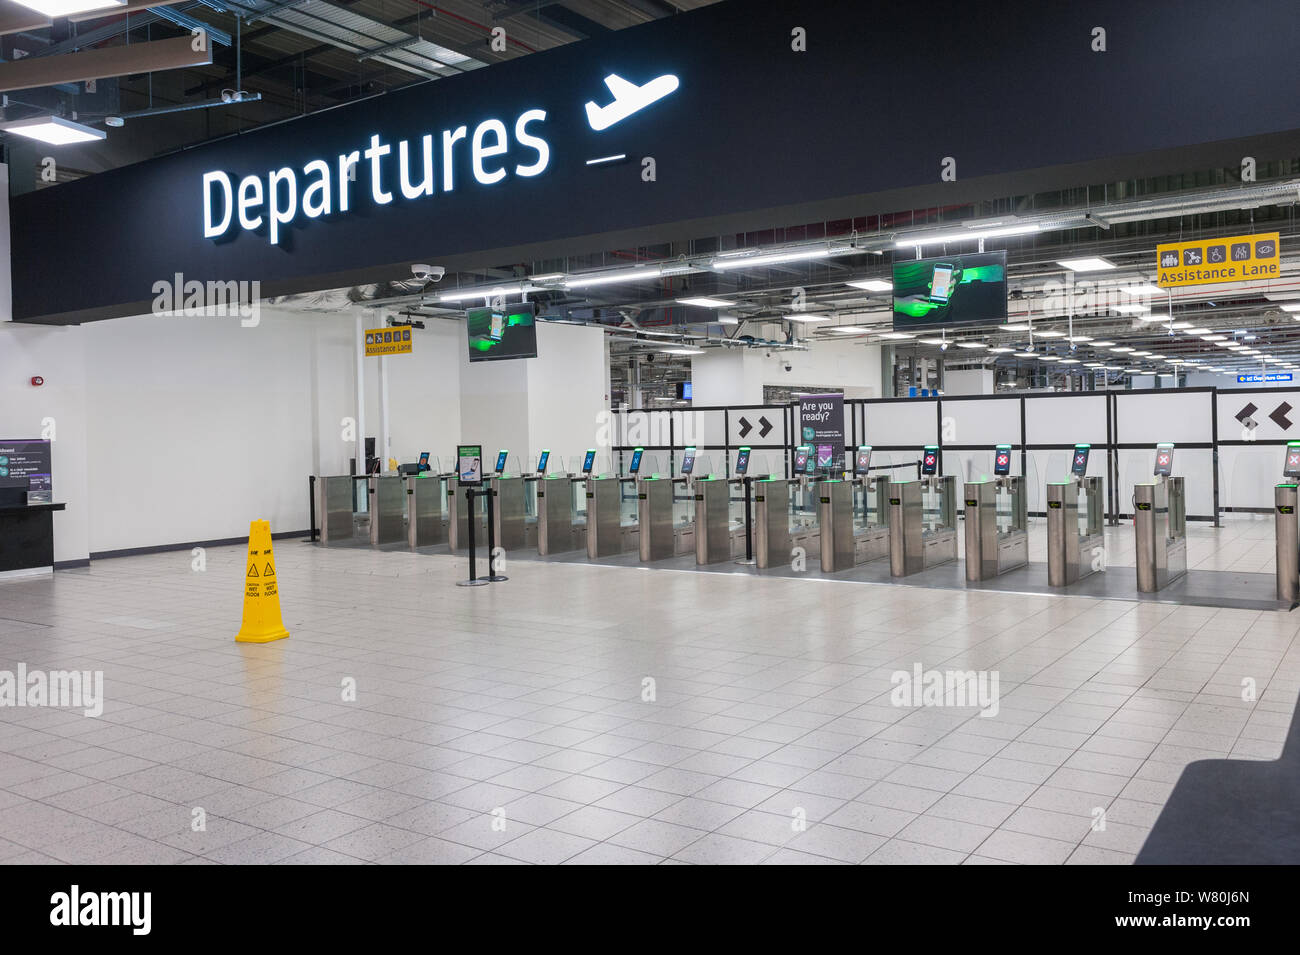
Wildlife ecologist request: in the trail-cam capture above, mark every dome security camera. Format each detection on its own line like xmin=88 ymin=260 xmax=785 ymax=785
xmin=940 ymin=341 xmax=949 ymax=351
xmin=783 ymin=362 xmax=793 ymax=372
xmin=411 ymin=264 xmax=445 ymax=283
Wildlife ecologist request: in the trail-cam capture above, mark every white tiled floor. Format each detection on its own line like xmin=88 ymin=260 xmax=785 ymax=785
xmin=0 ymin=528 xmax=1296 ymax=865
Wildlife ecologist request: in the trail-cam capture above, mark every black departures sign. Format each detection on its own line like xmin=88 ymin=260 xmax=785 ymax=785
xmin=11 ymin=0 xmax=1300 ymax=323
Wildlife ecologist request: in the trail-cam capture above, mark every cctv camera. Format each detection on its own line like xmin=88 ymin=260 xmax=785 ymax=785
xmin=940 ymin=342 xmax=949 ymax=351
xmin=411 ymin=264 xmax=445 ymax=283
xmin=783 ymin=362 xmax=793 ymax=372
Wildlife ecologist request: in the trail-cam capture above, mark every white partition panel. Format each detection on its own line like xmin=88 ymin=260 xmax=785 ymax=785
xmin=1116 ymin=390 xmax=1213 ymax=445
xmin=864 ymin=398 xmax=938 ymax=446
xmin=941 ymin=397 xmax=1020 ymax=447
xmin=1215 ymin=389 xmax=1300 ymax=443
xmin=1024 ymin=394 xmax=1107 ymax=445
xmin=727 ymin=406 xmax=786 ymax=448
xmin=1220 ymin=444 xmax=1288 ymax=510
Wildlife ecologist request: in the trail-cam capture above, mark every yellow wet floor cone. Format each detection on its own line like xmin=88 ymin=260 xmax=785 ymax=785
xmin=236 ymin=519 xmax=289 ymax=643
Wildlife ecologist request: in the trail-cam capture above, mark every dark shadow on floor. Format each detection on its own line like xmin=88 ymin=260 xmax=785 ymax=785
xmin=1136 ymin=690 xmax=1300 ymax=864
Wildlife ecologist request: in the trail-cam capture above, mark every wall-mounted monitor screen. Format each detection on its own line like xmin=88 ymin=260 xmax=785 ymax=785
xmin=466 ymin=303 xmax=538 ymax=362
xmin=994 ymin=445 xmax=1012 ymax=476
xmin=892 ymin=251 xmax=1007 ymax=329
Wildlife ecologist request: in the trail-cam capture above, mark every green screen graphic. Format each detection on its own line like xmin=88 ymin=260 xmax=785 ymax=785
xmin=466 ymin=304 xmax=539 ymax=362
xmin=892 ymin=251 xmax=1007 ymax=329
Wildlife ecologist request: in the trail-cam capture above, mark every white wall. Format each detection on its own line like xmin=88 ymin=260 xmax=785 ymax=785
xmin=81 ymin=308 xmax=357 ymax=553
xmin=526 ymin=322 xmax=609 ymax=469
xmin=944 ymin=368 xmax=994 ymax=395
xmin=691 ymin=348 xmax=763 ymax=407
xmin=367 ymin=316 xmax=463 ymax=469
xmin=756 ymin=339 xmax=883 ymax=398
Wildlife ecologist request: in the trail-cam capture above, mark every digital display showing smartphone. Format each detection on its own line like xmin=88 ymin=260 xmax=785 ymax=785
xmin=494 ymin=450 xmax=508 ymax=473
xmin=629 ymin=448 xmax=644 ymax=474
xmin=537 ymin=450 xmax=549 ymax=474
xmin=930 ymin=265 xmax=955 ymax=303
xmin=489 ymin=312 xmax=505 ymax=341
xmin=793 ymin=449 xmax=810 ymax=474
xmin=681 ymin=449 xmax=696 ymax=475
xmin=582 ymin=450 xmax=596 ymax=474
xmin=735 ymin=448 xmax=750 ymax=475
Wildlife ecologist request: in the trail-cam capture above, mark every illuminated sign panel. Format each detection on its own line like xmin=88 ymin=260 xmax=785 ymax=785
xmin=203 ymin=111 xmax=551 ymax=245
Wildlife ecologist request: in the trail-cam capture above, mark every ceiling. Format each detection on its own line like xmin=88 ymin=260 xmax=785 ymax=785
xmin=0 ymin=0 xmax=719 ymax=179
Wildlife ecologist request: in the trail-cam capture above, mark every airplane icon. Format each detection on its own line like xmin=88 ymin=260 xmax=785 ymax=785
xmin=585 ymin=73 xmax=680 ymax=131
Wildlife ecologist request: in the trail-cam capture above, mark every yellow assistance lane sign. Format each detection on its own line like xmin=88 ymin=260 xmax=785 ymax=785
xmin=364 ymin=327 xmax=413 ymax=357
xmin=1156 ymin=231 xmax=1279 ymax=288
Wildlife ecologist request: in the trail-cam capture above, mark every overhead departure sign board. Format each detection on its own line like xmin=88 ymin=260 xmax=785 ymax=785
xmin=1156 ymin=231 xmax=1279 ymax=288
xmin=363 ymin=327 xmax=413 ymax=357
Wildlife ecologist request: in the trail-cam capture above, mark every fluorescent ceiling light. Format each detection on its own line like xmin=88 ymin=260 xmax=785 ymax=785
xmin=1130 ymin=351 xmax=1152 ymax=356
xmin=847 ymin=279 xmax=892 ymax=292
xmin=1090 ymin=340 xmax=1116 ymax=347
xmin=894 ymin=223 xmax=1040 ymax=248
xmin=1244 ymin=334 xmax=1258 ymax=340
xmin=1109 ymin=346 xmax=1135 ymax=353
xmin=8 ymin=0 xmax=123 ymax=19
xmin=1103 ymin=365 xmax=1123 ymax=371
xmin=678 ymin=297 xmax=731 ymax=308
xmin=1226 ymin=345 xmax=1247 ymax=351
xmin=439 ymin=283 xmax=524 ymax=302
xmin=826 ymin=327 xmax=871 ymax=335
xmin=660 ymin=347 xmax=704 ymax=355
xmin=716 ymin=315 xmax=739 ymax=325
xmin=989 ymin=347 xmax=1016 ymax=353
xmin=1013 ymin=351 xmax=1036 ymax=358
xmin=1182 ymin=327 xmax=1211 ymax=335
xmin=528 ymin=273 xmax=564 ymax=282
xmin=1037 ymin=355 xmax=1060 ymax=362
xmin=1169 ymin=322 xmax=1192 ymax=330
xmin=1084 ymin=362 xmax=1104 ymax=367
xmin=1135 ymin=370 xmax=1157 ymax=375
xmin=714 ymin=246 xmax=850 ymax=270
xmin=878 ymin=331 xmax=915 ymax=339
xmin=1034 ymin=330 xmax=1066 ymax=338
xmin=786 ymin=314 xmax=832 ymax=323
xmin=0 ymin=114 xmax=107 ymax=145
xmin=918 ymin=337 xmax=946 ymax=345
xmin=1113 ymin=303 xmax=1149 ymax=314
xmin=1059 ymin=359 xmax=1081 ymax=364
xmin=1057 ymin=257 xmax=1115 ymax=272
xmin=1002 ymin=323 xmax=1032 ymax=331
xmin=1167 ymin=359 xmax=1185 ymax=365
xmin=1146 ymin=353 xmax=1165 ymax=360
xmin=1279 ymin=303 xmax=1300 ymax=312
xmin=955 ymin=342 xmax=985 ymax=349
xmin=1123 ymin=283 xmax=1163 ymax=296
xmin=565 ymin=267 xmax=668 ymax=289
xmin=1201 ymin=334 xmax=1226 ymax=341
xmin=1066 ymin=335 xmax=1093 ymax=342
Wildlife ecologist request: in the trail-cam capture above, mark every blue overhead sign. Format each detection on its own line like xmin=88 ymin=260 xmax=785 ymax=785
xmin=1238 ymin=373 xmax=1293 ymax=383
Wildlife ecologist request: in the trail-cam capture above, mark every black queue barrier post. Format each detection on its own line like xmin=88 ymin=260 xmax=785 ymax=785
xmin=457 ymin=488 xmax=489 ymax=588
xmin=485 ymin=483 xmax=508 ymax=583
xmin=307 ymin=475 xmax=318 ymax=542
xmin=736 ymin=476 xmax=756 ymax=566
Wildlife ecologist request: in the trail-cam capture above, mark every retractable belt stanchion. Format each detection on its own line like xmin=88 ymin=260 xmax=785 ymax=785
xmin=457 ymin=488 xmax=490 ymax=588
xmin=485 ymin=482 xmax=508 ymax=583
